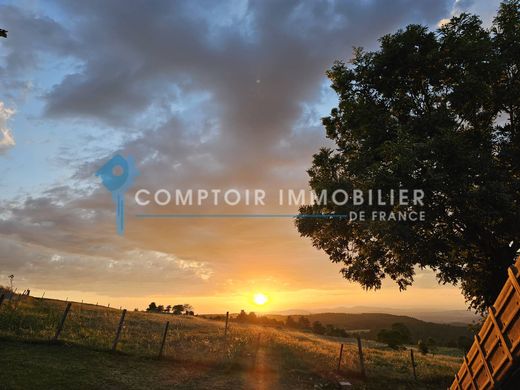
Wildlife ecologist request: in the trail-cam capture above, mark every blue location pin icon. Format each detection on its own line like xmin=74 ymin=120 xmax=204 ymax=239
xmin=96 ymin=154 xmax=139 ymax=235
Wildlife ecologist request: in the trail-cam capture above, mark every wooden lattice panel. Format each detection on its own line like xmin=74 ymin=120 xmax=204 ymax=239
xmin=450 ymin=256 xmax=520 ymax=389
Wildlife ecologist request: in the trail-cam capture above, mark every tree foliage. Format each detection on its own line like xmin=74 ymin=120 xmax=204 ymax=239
xmin=146 ymin=302 xmax=194 ymax=315
xmin=377 ymin=329 xmax=405 ymax=349
xmin=417 ymin=339 xmax=429 ymax=355
xmin=172 ymin=304 xmax=186 ymax=315
xmin=377 ymin=322 xmax=412 ymax=348
xmin=297 ymin=1 xmax=520 ymax=313
xmin=312 ymin=321 xmax=326 ymax=335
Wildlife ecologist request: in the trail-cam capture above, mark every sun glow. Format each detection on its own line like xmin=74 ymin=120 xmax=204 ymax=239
xmin=253 ymin=292 xmax=268 ymax=305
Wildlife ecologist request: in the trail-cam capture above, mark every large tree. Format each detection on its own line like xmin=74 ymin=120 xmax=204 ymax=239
xmin=296 ymin=1 xmax=520 ymax=313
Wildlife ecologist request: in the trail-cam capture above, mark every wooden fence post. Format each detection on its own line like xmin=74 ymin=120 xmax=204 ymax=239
xmin=224 ymin=311 xmax=229 ymax=338
xmin=0 ymin=293 xmax=5 ymax=308
xmin=410 ymin=348 xmax=417 ymax=380
xmin=158 ymin=321 xmax=170 ymax=358
xmin=357 ymin=336 xmax=366 ymax=378
xmin=112 ymin=309 xmax=127 ymax=351
xmin=53 ymin=302 xmax=72 ymax=341
xmin=337 ymin=343 xmax=344 ymax=372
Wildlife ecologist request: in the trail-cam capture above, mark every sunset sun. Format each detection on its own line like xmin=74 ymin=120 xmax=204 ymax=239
xmin=253 ymin=293 xmax=268 ymax=305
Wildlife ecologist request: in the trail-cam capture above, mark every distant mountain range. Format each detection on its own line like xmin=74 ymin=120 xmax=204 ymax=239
xmin=269 ymin=306 xmax=481 ymax=325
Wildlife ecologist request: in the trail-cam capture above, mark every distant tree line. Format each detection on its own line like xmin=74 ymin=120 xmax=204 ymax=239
xmin=377 ymin=322 xmax=473 ymax=354
xmin=208 ymin=311 xmax=351 ymax=338
xmin=206 ymin=311 xmax=475 ymax=351
xmin=145 ymin=302 xmax=195 ymax=315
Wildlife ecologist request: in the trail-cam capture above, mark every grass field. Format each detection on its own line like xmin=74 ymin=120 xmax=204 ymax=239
xmin=0 ymin=295 xmax=463 ymax=389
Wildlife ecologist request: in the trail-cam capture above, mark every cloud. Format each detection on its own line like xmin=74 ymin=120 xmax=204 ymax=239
xmin=0 ymin=235 xmax=213 ymax=296
xmin=440 ymin=0 xmax=502 ymax=27
xmin=0 ymin=101 xmax=15 ymax=154
xmin=0 ymin=0 xmax=461 ymax=300
xmin=437 ymin=18 xmax=451 ymax=27
xmin=0 ymin=4 xmax=77 ymax=72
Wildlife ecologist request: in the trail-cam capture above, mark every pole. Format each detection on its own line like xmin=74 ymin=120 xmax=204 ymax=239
xmin=357 ymin=336 xmax=366 ymax=378
xmin=53 ymin=302 xmax=72 ymax=341
xmin=112 ymin=309 xmax=127 ymax=351
xmin=337 ymin=343 xmax=344 ymax=372
xmin=224 ymin=311 xmax=229 ymax=338
xmin=410 ymin=348 xmax=417 ymax=380
xmin=158 ymin=321 xmax=170 ymax=358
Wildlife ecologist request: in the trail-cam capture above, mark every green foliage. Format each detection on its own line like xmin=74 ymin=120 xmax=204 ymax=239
xmin=323 ymin=324 xmax=348 ymax=338
xmin=297 ymin=315 xmax=311 ymax=329
xmin=377 ymin=329 xmax=404 ymax=349
xmin=172 ymin=304 xmax=186 ymax=315
xmin=427 ymin=337 xmax=438 ymax=355
xmin=297 ymin=0 xmax=520 ymax=313
xmin=236 ymin=309 xmax=248 ymax=322
xmin=378 ymin=323 xmax=412 ymax=349
xmin=391 ymin=323 xmax=411 ymax=343
xmin=418 ymin=339 xmax=429 ymax=355
xmin=285 ymin=315 xmax=298 ymax=328
xmin=457 ymin=335 xmax=473 ymax=352
xmin=312 ymin=320 xmax=326 ymax=335
xmin=299 ymin=313 xmax=472 ymax=347
xmin=145 ymin=302 xmax=194 ymax=315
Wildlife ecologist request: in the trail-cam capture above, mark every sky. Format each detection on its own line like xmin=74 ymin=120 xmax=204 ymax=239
xmin=0 ymin=0 xmax=504 ymax=313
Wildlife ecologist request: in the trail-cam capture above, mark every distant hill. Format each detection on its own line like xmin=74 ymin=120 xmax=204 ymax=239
xmin=267 ymin=312 xmax=473 ymax=346
xmin=270 ymin=306 xmax=480 ymax=325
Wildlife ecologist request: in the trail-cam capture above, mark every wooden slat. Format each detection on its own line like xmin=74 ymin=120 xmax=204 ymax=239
xmin=464 ymin=355 xmax=478 ymax=390
xmin=489 ymin=306 xmax=514 ymax=362
xmin=451 ymin=257 xmax=520 ymax=390
xmin=475 ymin=333 xmax=495 ymax=387
xmin=453 ymin=372 xmax=461 ymax=390
xmin=508 ymin=266 xmax=520 ymax=297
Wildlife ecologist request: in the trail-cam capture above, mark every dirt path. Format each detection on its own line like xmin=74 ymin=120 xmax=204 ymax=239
xmin=244 ymin=346 xmax=279 ymax=390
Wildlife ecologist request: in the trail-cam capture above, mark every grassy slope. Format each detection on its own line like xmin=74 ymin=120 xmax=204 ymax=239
xmin=0 ymin=340 xmax=243 ymax=390
xmin=0 ymin=296 xmax=463 ymax=389
xmin=268 ymin=312 xmax=473 ymax=344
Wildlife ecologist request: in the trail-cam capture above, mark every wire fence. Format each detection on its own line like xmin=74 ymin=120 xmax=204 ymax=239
xmin=0 ymin=291 xmax=463 ymax=387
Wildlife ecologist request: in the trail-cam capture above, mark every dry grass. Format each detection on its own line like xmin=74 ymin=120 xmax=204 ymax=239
xmin=0 ymin=295 xmax=462 ymax=389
